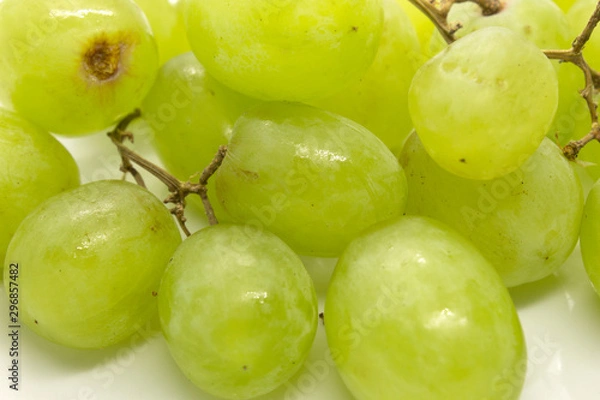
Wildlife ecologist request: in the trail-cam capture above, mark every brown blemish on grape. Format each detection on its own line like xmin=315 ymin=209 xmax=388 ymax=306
xmin=239 ymin=169 xmax=259 ymax=180
xmin=459 ymin=158 xmax=466 ymax=163
xmin=81 ymin=33 xmax=136 ymax=83
xmin=152 ymin=291 xmax=158 ymax=297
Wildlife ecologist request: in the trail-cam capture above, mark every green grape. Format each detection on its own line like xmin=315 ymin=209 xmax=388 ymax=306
xmin=396 ymin=0 xmax=436 ymax=57
xmin=576 ymin=0 xmax=600 ymax=32
xmin=3 ymin=180 xmax=181 ymax=349
xmin=325 ymin=216 xmax=526 ymax=400
xmin=215 ymin=102 xmax=408 ymax=257
xmin=310 ymin=0 xmax=422 ymax=156
xmin=158 ymin=224 xmax=318 ymax=400
xmin=437 ymin=0 xmax=577 ymax=146
xmin=554 ymin=0 xmax=578 ymax=12
xmin=551 ymin=58 xmax=591 ymax=146
xmin=580 ymin=180 xmax=600 ymax=296
xmin=141 ymin=52 xmax=258 ymax=220
xmin=133 ymin=0 xmax=190 ymax=65
xmin=409 ymin=27 xmax=558 ymax=180
xmin=0 ymin=0 xmax=159 ymax=135
xmin=184 ymin=0 xmax=384 ymax=101
xmin=0 ymin=108 xmax=80 ymax=272
xmin=447 ymin=0 xmax=570 ymax=49
xmin=399 ymin=132 xmax=583 ymax=287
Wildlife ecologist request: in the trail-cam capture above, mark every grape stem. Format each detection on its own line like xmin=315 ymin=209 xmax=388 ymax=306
xmin=108 ymin=109 xmax=226 ymax=235
xmin=545 ymin=1 xmax=600 ymax=159
xmin=408 ymin=0 xmax=600 ymax=160
xmin=407 ymin=0 xmax=504 ymax=44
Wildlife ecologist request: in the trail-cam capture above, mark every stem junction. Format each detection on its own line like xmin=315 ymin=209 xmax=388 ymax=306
xmin=108 ymin=109 xmax=226 ymax=236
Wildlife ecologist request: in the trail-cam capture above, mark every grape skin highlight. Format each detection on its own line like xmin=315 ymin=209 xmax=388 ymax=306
xmin=158 ymin=224 xmax=318 ymax=400
xmin=184 ymin=0 xmax=384 ymax=101
xmin=215 ymin=102 xmax=408 ymax=257
xmin=325 ymin=216 xmax=526 ymax=400
xmin=0 ymin=108 xmax=80 ymax=271
xmin=409 ymin=27 xmax=559 ymax=180
xmin=3 ymin=180 xmax=181 ymax=349
xmin=400 ymin=133 xmax=583 ymax=287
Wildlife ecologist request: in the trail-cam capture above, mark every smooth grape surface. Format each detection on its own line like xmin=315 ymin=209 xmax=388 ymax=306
xmin=0 ymin=0 xmax=159 ymax=135
xmin=158 ymin=224 xmax=318 ymax=400
xmin=325 ymin=216 xmax=526 ymax=400
xmin=134 ymin=0 xmax=190 ymax=65
xmin=447 ymin=0 xmax=570 ymax=50
xmin=396 ymin=0 xmax=435 ymax=54
xmin=437 ymin=0 xmax=577 ymax=147
xmin=215 ymin=102 xmax=408 ymax=257
xmin=400 ymin=133 xmax=583 ymax=287
xmin=3 ymin=180 xmax=181 ymax=349
xmin=184 ymin=0 xmax=384 ymax=101
xmin=409 ymin=27 xmax=558 ymax=180
xmin=141 ymin=52 xmax=258 ymax=219
xmin=310 ymin=0 xmax=422 ymax=156
xmin=580 ymin=181 xmax=600 ymax=296
xmin=553 ymin=0 xmax=577 ymax=11
xmin=0 ymin=109 xmax=80 ymax=271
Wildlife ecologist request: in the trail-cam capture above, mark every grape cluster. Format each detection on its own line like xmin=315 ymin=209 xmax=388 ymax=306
xmin=1 ymin=0 xmax=599 ymax=399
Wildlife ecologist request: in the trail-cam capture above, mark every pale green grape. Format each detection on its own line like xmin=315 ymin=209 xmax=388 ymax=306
xmin=325 ymin=216 xmax=526 ymax=400
xmin=184 ymin=0 xmax=384 ymax=101
xmin=396 ymin=0 xmax=436 ymax=56
xmin=554 ymin=0 xmax=578 ymax=12
xmin=3 ymin=180 xmax=181 ymax=349
xmin=580 ymin=180 xmax=600 ymax=296
xmin=310 ymin=0 xmax=422 ymax=156
xmin=0 ymin=108 xmax=80 ymax=271
xmin=399 ymin=133 xmax=583 ymax=287
xmin=0 ymin=0 xmax=159 ymax=135
xmin=158 ymin=224 xmax=317 ymax=400
xmin=215 ymin=102 xmax=408 ymax=257
xmin=447 ymin=0 xmax=570 ymax=50
xmin=409 ymin=27 xmax=558 ymax=180
xmin=141 ymin=52 xmax=258 ymax=220
xmin=438 ymin=0 xmax=577 ymax=147
xmin=567 ymin=0 xmax=600 ymax=38
xmin=134 ymin=0 xmax=190 ymax=65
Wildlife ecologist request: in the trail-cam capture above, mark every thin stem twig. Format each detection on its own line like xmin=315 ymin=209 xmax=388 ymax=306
xmin=543 ymin=1 xmax=600 ymax=158
xmin=107 ymin=110 xmax=227 ymax=234
xmin=407 ymin=0 xmax=504 ymax=44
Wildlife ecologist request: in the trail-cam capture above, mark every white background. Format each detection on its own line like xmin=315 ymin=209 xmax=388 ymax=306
xmin=1 ymin=130 xmax=600 ymax=400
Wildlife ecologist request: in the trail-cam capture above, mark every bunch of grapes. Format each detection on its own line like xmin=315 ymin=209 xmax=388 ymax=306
xmin=1 ymin=0 xmax=600 ymax=399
